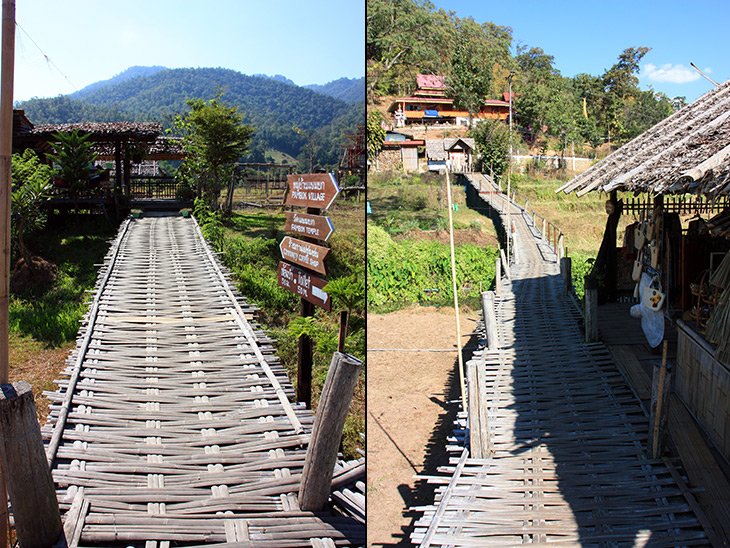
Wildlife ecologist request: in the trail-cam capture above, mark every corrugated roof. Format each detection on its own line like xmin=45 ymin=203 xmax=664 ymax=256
xmin=417 ymin=74 xmax=446 ymax=89
xmin=557 ymin=79 xmax=730 ymax=197
xmin=444 ymin=137 xmax=475 ymax=151
xmin=426 ymin=139 xmax=447 ymax=161
xmin=426 ymin=138 xmax=475 ymax=160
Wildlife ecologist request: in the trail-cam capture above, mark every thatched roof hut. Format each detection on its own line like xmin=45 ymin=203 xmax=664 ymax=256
xmin=557 ymin=80 xmax=730 ymax=198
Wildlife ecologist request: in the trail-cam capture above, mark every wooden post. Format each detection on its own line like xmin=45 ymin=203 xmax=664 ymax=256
xmin=560 ymin=257 xmax=572 ymax=296
xmin=481 ymin=291 xmax=499 ymax=352
xmin=466 ymin=360 xmax=491 ymax=459
xmin=296 ymin=205 xmax=324 ymax=408
xmin=337 ymin=310 xmax=348 ymax=353
xmin=542 ymin=218 xmax=546 ymax=241
xmin=500 ymin=248 xmax=511 ymax=280
xmin=649 ymin=340 xmax=671 ymax=458
xmin=299 ymin=352 xmax=362 ymax=511
xmin=495 ymin=256 xmax=501 ymax=296
xmin=585 ymin=276 xmax=598 ymax=343
xmin=0 ymin=2 xmax=14 ymax=542
xmin=0 ymin=382 xmax=62 ymax=547
xmin=297 ymin=299 xmax=315 ymax=408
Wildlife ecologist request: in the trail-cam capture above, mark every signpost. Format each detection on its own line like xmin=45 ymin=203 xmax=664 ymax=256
xmin=277 ymin=262 xmax=331 ymax=311
xmin=284 ymin=211 xmax=334 ymax=241
xmin=279 ymin=173 xmax=340 ymax=407
xmin=279 ymin=236 xmax=329 ymax=275
xmin=285 ymin=173 xmax=340 ymax=209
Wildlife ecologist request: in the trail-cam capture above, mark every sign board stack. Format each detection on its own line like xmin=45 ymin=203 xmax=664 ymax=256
xmin=277 ymin=173 xmax=340 ymax=406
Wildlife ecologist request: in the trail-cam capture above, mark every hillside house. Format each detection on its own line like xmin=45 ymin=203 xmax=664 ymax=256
xmin=388 ymin=74 xmax=511 ymax=128
xmin=376 ymin=130 xmax=424 ymax=172
xmin=388 ymin=75 xmax=455 ymax=127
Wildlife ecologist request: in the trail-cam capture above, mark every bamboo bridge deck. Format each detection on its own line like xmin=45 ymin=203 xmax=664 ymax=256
xmin=41 ymin=214 xmax=364 ymax=547
xmin=411 ymin=174 xmax=710 ymax=546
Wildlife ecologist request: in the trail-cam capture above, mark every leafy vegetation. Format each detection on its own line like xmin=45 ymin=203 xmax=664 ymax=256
xmin=48 ymin=130 xmax=97 ymax=210
xmin=11 ymin=150 xmax=54 ymax=265
xmin=368 ymin=224 xmax=498 ymax=311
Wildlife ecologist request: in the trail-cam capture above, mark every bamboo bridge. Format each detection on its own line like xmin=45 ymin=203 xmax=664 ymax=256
xmin=38 ymin=214 xmax=363 ymax=547
xmin=411 ymin=173 xmax=711 ymax=547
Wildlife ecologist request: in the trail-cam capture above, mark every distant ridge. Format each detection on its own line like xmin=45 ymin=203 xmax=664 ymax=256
xmin=305 ymin=77 xmax=365 ymax=103
xmin=17 ymin=66 xmax=364 ymax=170
xmin=70 ymin=66 xmax=168 ymax=100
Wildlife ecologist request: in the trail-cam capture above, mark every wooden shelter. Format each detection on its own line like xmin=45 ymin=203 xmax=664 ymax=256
xmin=557 ymin=79 xmax=730 ymax=464
xmin=12 ymin=114 xmax=184 ymax=201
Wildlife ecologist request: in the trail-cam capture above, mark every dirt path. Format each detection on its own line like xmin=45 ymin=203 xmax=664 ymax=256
xmin=366 ymin=307 xmax=479 ymax=547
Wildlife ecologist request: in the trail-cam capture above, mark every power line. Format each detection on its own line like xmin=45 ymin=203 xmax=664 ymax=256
xmin=15 ymin=22 xmax=80 ymax=94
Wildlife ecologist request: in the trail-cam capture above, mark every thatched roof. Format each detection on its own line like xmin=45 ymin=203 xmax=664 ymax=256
xmin=557 ymin=79 xmax=730 ymax=198
xmin=29 ymin=121 xmax=163 ymax=141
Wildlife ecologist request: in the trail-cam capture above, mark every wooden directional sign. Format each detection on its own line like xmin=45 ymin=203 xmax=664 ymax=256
xmin=285 ymin=173 xmax=340 ymax=210
xmin=284 ymin=211 xmax=335 ymax=242
xmin=279 ymin=236 xmax=330 ymax=275
xmin=277 ymin=261 xmax=331 ymax=311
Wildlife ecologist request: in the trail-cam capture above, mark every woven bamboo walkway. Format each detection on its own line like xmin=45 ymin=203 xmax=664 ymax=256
xmin=42 ymin=214 xmax=364 ymax=547
xmin=411 ymin=174 xmax=710 ymax=547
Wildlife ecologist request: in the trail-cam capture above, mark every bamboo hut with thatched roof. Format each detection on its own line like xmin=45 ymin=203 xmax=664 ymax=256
xmin=557 ymin=79 xmax=730 ymax=468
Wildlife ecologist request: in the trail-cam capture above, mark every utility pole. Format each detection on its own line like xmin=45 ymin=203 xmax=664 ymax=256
xmin=506 ymin=71 xmax=515 ymax=262
xmin=0 ymin=2 xmax=13 ymax=542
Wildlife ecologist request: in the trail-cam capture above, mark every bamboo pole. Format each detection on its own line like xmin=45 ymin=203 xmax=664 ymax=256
xmin=0 ymin=2 xmax=13 ymax=543
xmin=649 ymin=340 xmax=671 ymax=459
xmin=445 ymin=171 xmax=466 ymax=412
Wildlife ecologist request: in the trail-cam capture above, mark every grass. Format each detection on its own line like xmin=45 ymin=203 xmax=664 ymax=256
xmin=9 ymin=214 xmax=118 ymax=424
xmin=367 ymin=171 xmax=499 ymax=240
xmin=508 ymin=173 xmax=607 ymax=255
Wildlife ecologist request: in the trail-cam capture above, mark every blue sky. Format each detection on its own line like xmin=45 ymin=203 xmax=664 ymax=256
xmin=431 ymin=0 xmax=729 ymax=103
xmin=13 ymin=1 xmax=365 ymax=102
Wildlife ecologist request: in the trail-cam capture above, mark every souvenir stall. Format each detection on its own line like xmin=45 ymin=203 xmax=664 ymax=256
xmin=556 ymin=79 xmax=730 ymax=461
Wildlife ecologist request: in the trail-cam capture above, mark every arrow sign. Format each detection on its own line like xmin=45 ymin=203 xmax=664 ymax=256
xmin=279 ymin=236 xmax=329 ymax=275
xmin=277 ymin=261 xmax=331 ymax=311
xmin=285 ymin=173 xmax=340 ymax=210
xmin=284 ymin=211 xmax=335 ymax=242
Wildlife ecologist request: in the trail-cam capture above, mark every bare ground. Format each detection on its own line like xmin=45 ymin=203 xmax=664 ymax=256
xmin=366 ymin=306 xmax=479 ymax=547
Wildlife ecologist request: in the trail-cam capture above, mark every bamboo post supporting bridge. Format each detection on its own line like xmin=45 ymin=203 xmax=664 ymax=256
xmin=411 ymin=173 xmax=712 ymax=546
xmin=35 ymin=214 xmax=363 ymax=547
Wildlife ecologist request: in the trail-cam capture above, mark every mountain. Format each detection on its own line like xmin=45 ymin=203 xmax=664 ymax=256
xmin=17 ymin=67 xmax=364 ymax=170
xmin=305 ymin=77 xmax=365 ymax=103
xmin=70 ymin=65 xmax=169 ymax=100
xmin=253 ymin=73 xmax=297 ymax=86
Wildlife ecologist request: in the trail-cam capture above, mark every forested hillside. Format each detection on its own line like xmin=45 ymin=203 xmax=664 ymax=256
xmin=17 ymin=67 xmax=364 ymax=171
xmin=367 ymin=0 xmax=683 ymax=151
xmin=305 ymin=77 xmax=366 ymax=103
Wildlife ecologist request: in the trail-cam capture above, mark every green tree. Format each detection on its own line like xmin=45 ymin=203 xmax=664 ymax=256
xmin=600 ymin=47 xmax=650 ymax=142
xmin=367 ymin=110 xmax=386 ymax=160
xmin=470 ymin=118 xmax=513 ymax=176
xmin=11 ymin=149 xmax=54 ymax=268
xmin=448 ymin=17 xmax=495 ymax=120
xmin=513 ymin=46 xmax=577 ymax=139
xmin=366 ymin=0 xmax=450 ymax=98
xmin=181 ymin=92 xmax=255 ymax=213
xmin=49 ymin=129 xmax=97 ymax=214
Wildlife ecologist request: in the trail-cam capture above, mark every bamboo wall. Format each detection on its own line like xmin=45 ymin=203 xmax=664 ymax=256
xmin=676 ymin=322 xmax=730 ymax=462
